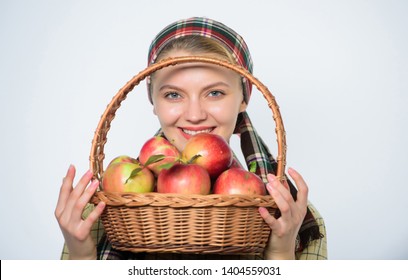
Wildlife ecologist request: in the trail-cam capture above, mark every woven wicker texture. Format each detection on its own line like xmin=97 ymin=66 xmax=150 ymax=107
xmin=90 ymin=56 xmax=286 ymax=255
xmin=91 ymin=192 xmax=277 ymax=254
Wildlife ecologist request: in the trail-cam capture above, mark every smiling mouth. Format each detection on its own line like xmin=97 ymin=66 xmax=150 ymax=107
xmin=181 ymin=128 xmax=214 ymax=136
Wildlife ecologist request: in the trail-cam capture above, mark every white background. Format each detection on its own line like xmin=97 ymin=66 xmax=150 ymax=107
xmin=0 ymin=0 xmax=407 ymax=260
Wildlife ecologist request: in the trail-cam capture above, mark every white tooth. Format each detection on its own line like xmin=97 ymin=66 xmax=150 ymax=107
xmin=183 ymin=128 xmax=212 ymax=135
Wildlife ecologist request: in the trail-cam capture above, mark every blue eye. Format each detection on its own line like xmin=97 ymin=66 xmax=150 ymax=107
xmin=208 ymin=91 xmax=224 ymax=97
xmin=165 ymin=92 xmax=181 ymax=99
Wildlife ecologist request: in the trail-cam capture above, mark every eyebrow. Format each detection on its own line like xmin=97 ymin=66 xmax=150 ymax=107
xmin=159 ymin=81 xmax=231 ymax=92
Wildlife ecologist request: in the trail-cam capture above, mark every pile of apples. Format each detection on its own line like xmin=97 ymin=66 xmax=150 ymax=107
xmin=102 ymin=133 xmax=266 ymax=195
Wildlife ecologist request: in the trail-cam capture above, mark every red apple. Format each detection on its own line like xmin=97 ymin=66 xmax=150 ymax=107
xmin=181 ymin=133 xmax=233 ymax=179
xmin=157 ymin=163 xmax=211 ymax=194
xmin=139 ymin=136 xmax=181 ymax=176
xmin=213 ymin=168 xmax=267 ymax=195
xmin=108 ymin=155 xmax=138 ymax=165
xmin=102 ymin=161 xmax=155 ymax=193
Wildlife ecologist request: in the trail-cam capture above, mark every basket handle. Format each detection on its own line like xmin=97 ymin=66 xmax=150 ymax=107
xmin=90 ymin=56 xmax=286 ymax=182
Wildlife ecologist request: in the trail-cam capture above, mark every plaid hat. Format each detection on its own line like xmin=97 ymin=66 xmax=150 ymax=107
xmin=147 ymin=17 xmax=253 ymax=103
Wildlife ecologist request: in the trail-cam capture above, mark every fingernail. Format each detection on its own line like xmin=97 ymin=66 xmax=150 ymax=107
xmin=266 ymin=183 xmax=274 ymax=193
xmin=258 ymin=207 xmax=267 ymax=214
xmin=267 ymin=173 xmax=276 ymax=182
xmin=288 ymin=167 xmax=296 ymax=174
xmin=98 ymin=201 xmax=106 ymax=210
xmin=66 ymin=164 xmax=73 ymax=175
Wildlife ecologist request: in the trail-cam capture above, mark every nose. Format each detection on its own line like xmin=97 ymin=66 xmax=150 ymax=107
xmin=184 ymin=97 xmax=207 ymax=123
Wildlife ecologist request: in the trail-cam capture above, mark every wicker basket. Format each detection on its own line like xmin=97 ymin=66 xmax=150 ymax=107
xmin=90 ymin=56 xmax=287 ymax=256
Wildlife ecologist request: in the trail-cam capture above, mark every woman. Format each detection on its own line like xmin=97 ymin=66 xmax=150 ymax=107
xmin=56 ymin=17 xmax=327 ymax=260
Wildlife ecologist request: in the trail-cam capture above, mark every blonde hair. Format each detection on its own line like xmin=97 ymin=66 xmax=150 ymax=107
xmin=155 ymin=35 xmax=237 ymax=64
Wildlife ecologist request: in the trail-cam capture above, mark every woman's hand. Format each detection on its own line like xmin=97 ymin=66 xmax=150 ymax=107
xmin=55 ymin=165 xmax=105 ymax=260
xmin=258 ymin=167 xmax=308 ymax=260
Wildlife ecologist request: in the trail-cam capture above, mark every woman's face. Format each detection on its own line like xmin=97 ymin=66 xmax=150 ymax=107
xmin=151 ymin=50 xmax=247 ymax=152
